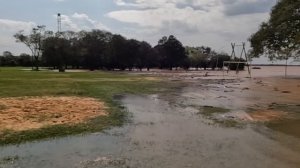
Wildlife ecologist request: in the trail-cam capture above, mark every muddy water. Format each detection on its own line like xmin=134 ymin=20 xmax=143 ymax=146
xmin=1 ymin=78 xmax=300 ymax=168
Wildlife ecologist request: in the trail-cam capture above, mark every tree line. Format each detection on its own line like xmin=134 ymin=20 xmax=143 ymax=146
xmin=0 ymin=51 xmax=31 ymax=67
xmin=2 ymin=0 xmax=298 ymax=72
xmin=11 ymin=27 xmax=231 ymax=71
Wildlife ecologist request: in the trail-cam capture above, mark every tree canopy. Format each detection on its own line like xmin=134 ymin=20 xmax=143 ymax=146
xmin=154 ymin=35 xmax=187 ymax=70
xmin=249 ymin=0 xmax=300 ymax=61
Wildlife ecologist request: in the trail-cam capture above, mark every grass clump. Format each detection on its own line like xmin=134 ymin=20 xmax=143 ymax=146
xmin=212 ymin=119 xmax=240 ymax=128
xmin=195 ymin=105 xmax=241 ymax=128
xmin=199 ymin=106 xmax=230 ymax=116
xmin=0 ymin=155 xmax=19 ymax=164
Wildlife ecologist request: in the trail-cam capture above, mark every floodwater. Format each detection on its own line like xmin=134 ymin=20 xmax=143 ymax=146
xmin=1 ymin=66 xmax=300 ymax=168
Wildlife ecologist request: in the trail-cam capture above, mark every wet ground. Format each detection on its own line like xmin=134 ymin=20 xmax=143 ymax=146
xmin=1 ymin=66 xmax=300 ymax=168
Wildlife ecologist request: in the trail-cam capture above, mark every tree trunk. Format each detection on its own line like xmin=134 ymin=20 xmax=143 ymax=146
xmin=31 ymin=55 xmax=34 ymax=70
xmin=285 ymin=56 xmax=288 ymax=78
xmin=34 ymin=56 xmax=39 ymax=71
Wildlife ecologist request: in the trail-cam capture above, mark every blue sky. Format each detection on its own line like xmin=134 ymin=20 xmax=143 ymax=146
xmin=2 ymin=0 xmax=293 ymax=64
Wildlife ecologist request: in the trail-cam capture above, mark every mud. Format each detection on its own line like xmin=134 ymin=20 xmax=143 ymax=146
xmin=248 ymin=110 xmax=287 ymax=122
xmin=0 ymin=66 xmax=300 ymax=168
xmin=0 ymin=96 xmax=107 ymax=132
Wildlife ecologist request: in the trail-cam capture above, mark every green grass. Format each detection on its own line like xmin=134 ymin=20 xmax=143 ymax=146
xmin=0 ymin=67 xmax=163 ymax=145
xmin=0 ymin=155 xmax=19 ymax=164
xmin=199 ymin=106 xmax=230 ymax=116
xmin=195 ymin=105 xmax=242 ymax=128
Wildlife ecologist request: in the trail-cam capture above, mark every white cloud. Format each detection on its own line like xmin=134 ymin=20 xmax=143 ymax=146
xmin=108 ymin=0 xmax=276 ymax=53
xmin=60 ymin=14 xmax=80 ymax=31
xmin=57 ymin=13 xmax=110 ymax=31
xmin=0 ymin=19 xmax=36 ymax=55
xmin=113 ymin=0 xmax=219 ymax=9
xmin=72 ymin=13 xmax=97 ymax=24
xmin=0 ymin=19 xmax=35 ymax=32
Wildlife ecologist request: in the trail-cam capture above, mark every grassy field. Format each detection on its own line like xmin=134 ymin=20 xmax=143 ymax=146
xmin=0 ymin=67 xmax=163 ymax=145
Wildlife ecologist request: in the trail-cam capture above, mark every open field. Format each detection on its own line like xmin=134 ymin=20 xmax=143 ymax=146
xmin=0 ymin=66 xmax=300 ymax=168
xmin=0 ymin=67 xmax=162 ymax=145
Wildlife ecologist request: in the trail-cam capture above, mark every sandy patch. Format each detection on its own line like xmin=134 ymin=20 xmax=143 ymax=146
xmin=0 ymin=96 xmax=108 ymax=132
xmin=248 ymin=110 xmax=287 ymax=122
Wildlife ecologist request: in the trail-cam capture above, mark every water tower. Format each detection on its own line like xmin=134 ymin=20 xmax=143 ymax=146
xmin=57 ymin=13 xmax=62 ymax=33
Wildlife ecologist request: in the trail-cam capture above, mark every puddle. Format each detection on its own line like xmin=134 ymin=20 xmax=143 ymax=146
xmin=119 ymin=94 xmax=300 ymax=168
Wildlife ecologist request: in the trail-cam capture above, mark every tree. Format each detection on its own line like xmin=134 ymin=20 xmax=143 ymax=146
xmin=186 ymin=46 xmax=211 ymax=70
xmin=136 ymin=41 xmax=157 ymax=71
xmin=210 ymin=53 xmax=230 ymax=70
xmin=108 ymin=34 xmax=128 ymax=70
xmin=42 ymin=37 xmax=71 ymax=71
xmin=249 ymin=0 xmax=300 ymax=77
xmin=79 ymin=30 xmax=111 ymax=70
xmin=0 ymin=51 xmax=17 ymax=66
xmin=155 ymin=35 xmax=187 ymax=70
xmin=14 ymin=25 xmax=48 ymax=70
xmin=19 ymin=53 xmax=32 ymax=67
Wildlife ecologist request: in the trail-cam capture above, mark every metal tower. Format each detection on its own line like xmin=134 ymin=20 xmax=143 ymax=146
xmin=57 ymin=13 xmax=62 ymax=33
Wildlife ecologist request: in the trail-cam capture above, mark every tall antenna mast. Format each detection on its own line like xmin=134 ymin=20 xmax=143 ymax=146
xmin=57 ymin=13 xmax=62 ymax=33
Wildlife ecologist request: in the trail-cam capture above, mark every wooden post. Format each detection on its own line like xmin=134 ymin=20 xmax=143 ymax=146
xmin=285 ymin=56 xmax=288 ymax=78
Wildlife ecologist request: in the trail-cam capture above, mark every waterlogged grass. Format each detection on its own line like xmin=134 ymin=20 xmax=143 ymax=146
xmin=268 ymin=103 xmax=300 ymax=113
xmin=266 ymin=103 xmax=300 ymax=138
xmin=0 ymin=155 xmax=19 ymax=164
xmin=195 ymin=105 xmax=241 ymax=128
xmin=200 ymin=106 xmax=230 ymax=116
xmin=0 ymin=67 xmax=163 ymax=145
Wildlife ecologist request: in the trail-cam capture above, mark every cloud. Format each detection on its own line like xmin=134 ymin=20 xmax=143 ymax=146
xmin=108 ymin=0 xmax=275 ymax=53
xmin=222 ymin=0 xmax=277 ymax=16
xmin=0 ymin=19 xmax=35 ymax=32
xmin=114 ymin=0 xmax=219 ymax=10
xmin=60 ymin=15 xmax=80 ymax=31
xmin=107 ymin=4 xmax=213 ymax=30
xmin=0 ymin=19 xmax=36 ymax=54
xmin=57 ymin=13 xmax=110 ymax=31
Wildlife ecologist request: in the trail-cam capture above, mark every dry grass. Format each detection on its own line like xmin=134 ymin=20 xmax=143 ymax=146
xmin=0 ymin=96 xmax=107 ymax=132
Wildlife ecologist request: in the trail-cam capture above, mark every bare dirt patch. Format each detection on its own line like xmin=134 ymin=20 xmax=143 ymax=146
xmin=248 ymin=110 xmax=287 ymax=122
xmin=0 ymin=96 xmax=108 ymax=132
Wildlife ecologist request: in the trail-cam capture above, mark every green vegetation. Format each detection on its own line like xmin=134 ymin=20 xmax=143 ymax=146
xmin=199 ymin=106 xmax=230 ymax=116
xmin=213 ymin=119 xmax=240 ymax=128
xmin=249 ymin=0 xmax=300 ymax=61
xmin=268 ymin=103 xmax=300 ymax=113
xmin=9 ymin=27 xmax=235 ymax=71
xmin=196 ymin=105 xmax=241 ymax=128
xmin=0 ymin=67 xmax=163 ymax=145
xmin=0 ymin=155 xmax=19 ymax=164
xmin=14 ymin=28 xmax=188 ymax=71
xmin=186 ymin=46 xmax=232 ymax=70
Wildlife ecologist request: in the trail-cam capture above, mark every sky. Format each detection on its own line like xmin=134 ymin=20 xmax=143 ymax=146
xmin=1 ymin=0 xmax=295 ymax=64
